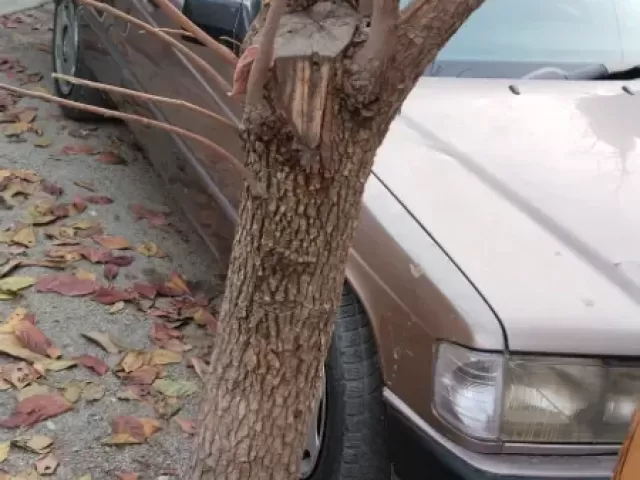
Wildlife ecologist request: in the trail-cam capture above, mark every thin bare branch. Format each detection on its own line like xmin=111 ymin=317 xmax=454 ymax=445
xmin=0 ymin=83 xmax=260 ymax=194
xmin=156 ymin=27 xmax=196 ymax=39
xmin=78 ymin=0 xmax=231 ymax=94
xmin=52 ymin=73 xmax=238 ymax=131
xmin=153 ymin=0 xmax=237 ymax=67
xmin=220 ymin=36 xmax=242 ymax=48
xmin=246 ymin=0 xmax=287 ymax=104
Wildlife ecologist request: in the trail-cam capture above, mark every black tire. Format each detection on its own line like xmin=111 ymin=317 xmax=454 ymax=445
xmin=310 ymin=284 xmax=389 ymax=480
xmin=51 ymin=0 xmax=112 ymax=121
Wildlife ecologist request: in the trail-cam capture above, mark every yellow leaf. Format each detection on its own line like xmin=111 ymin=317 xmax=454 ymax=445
xmin=109 ymin=301 xmax=125 ymax=314
xmin=150 ymin=349 xmax=182 ymax=366
xmin=33 ymin=136 xmax=52 ymax=148
xmin=12 ymin=434 xmax=54 ymax=454
xmin=102 ymin=433 xmax=143 ymax=445
xmin=0 ymin=441 xmax=9 ymax=463
xmin=0 ymin=307 xmax=29 ymax=333
xmin=74 ymin=269 xmax=96 ymax=282
xmin=37 ymin=358 xmax=77 ymax=372
xmin=35 ymin=453 xmax=59 ymax=475
xmin=0 ymin=276 xmax=35 ymax=293
xmin=11 ymin=226 xmax=36 ymax=248
xmin=0 ymin=332 xmax=49 ymax=363
xmin=135 ymin=241 xmax=166 ymax=258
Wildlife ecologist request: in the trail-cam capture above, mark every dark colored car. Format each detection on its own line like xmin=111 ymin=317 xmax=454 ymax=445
xmin=52 ymin=0 xmax=640 ymax=479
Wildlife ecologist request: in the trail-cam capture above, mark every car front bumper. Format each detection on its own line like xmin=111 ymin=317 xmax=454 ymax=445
xmin=384 ymin=389 xmax=616 ymax=480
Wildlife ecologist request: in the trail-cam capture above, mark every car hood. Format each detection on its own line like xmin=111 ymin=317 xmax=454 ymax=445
xmin=373 ymin=77 xmax=640 ymax=356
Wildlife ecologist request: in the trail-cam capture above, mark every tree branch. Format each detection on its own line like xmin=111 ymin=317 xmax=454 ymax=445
xmin=353 ymin=0 xmax=398 ymax=67
xmin=156 ymin=27 xmax=196 ymax=39
xmin=78 ymin=0 xmax=232 ymax=94
xmin=52 ymin=73 xmax=238 ymax=132
xmin=0 ymin=83 xmax=261 ymax=195
xmin=153 ymin=0 xmax=237 ymax=67
xmin=390 ymin=0 xmax=484 ymax=87
xmin=245 ymin=0 xmax=287 ymax=105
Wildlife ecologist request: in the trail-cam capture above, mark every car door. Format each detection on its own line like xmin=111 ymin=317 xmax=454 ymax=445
xmin=111 ymin=0 xmax=242 ymax=262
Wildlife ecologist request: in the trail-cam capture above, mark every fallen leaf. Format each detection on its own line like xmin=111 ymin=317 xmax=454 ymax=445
xmin=93 ymin=235 xmax=130 ymax=250
xmin=20 ymin=258 xmax=68 ymax=270
xmin=60 ymin=144 xmax=94 ymax=155
xmin=0 ymin=333 xmax=49 ymax=363
xmin=34 ymin=274 xmax=98 ymax=296
xmin=120 ymin=365 xmax=160 ymax=385
xmin=16 ymin=383 xmax=53 ymax=401
xmin=117 ymin=351 xmax=150 ymax=373
xmin=0 ymin=258 xmax=21 ymax=278
xmin=83 ymin=195 xmax=113 ymax=205
xmin=116 ymin=384 xmax=152 ymax=401
xmin=73 ymin=355 xmax=109 ymax=376
xmin=81 ymin=332 xmax=120 ymax=354
xmin=193 ymin=308 xmax=218 ymax=333
xmin=150 ymin=322 xmax=190 ymax=352
xmin=77 ymin=475 xmax=92 ymax=480
xmin=105 ymin=253 xmax=134 ymax=267
xmin=35 ymin=453 xmax=58 ymax=475
xmin=157 ymin=272 xmax=191 ymax=297
xmin=103 ymin=264 xmax=119 ymax=282
xmin=150 ymin=349 xmax=182 ymax=366
xmin=74 ymin=269 xmax=96 ymax=282
xmin=153 ymin=396 xmax=182 ymax=419
xmin=17 ymin=109 xmax=36 ymax=123
xmin=102 ymin=416 xmax=161 ymax=445
xmin=173 ymin=416 xmax=196 ymax=435
xmin=11 ymin=226 xmax=35 ymax=247
xmin=153 ymin=378 xmax=198 ymax=397
xmin=0 ymin=393 xmax=72 ymax=428
xmin=0 ymin=442 xmax=8 ymax=463
xmin=38 ymin=358 xmax=77 ymax=372
xmin=62 ymin=380 xmax=83 ymax=403
xmin=3 ymin=362 xmax=37 ymax=389
xmin=14 ymin=321 xmax=61 ymax=358
xmin=82 ymin=382 xmax=105 ymax=401
xmin=97 ymin=152 xmax=126 ymax=165
xmin=189 ymin=356 xmax=210 ymax=381
xmin=0 ymin=276 xmax=35 ymax=299
xmin=109 ymin=302 xmax=125 ymax=315
xmin=92 ymin=287 xmax=136 ymax=305
xmin=33 ymin=136 xmax=52 ymax=148
xmin=40 ymin=182 xmax=63 ymax=197
xmin=136 ymin=241 xmax=166 ymax=258
xmin=73 ymin=180 xmax=96 ymax=192
xmin=12 ymin=434 xmax=53 ymax=454
xmin=116 ymin=473 xmax=139 ymax=480
xmin=132 ymin=283 xmax=157 ymax=299
xmin=0 ymin=306 xmax=27 ymax=333
xmin=130 ymin=204 xmax=168 ymax=227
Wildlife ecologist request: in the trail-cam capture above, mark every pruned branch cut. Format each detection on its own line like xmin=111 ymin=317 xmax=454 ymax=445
xmin=154 ymin=0 xmax=238 ymax=67
xmin=78 ymin=0 xmax=232 ymax=94
xmin=52 ymin=73 xmax=238 ymax=132
xmin=0 ymin=83 xmax=260 ymax=194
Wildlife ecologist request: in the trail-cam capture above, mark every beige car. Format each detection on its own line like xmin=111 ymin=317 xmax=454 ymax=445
xmin=51 ymin=0 xmax=640 ymax=478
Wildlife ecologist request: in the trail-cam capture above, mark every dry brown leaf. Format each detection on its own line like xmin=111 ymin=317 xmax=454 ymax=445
xmin=35 ymin=453 xmax=58 ymax=475
xmin=102 ymin=416 xmax=161 ymax=445
xmin=103 ymin=264 xmax=119 ymax=282
xmin=17 ymin=384 xmax=52 ymax=401
xmin=33 ymin=136 xmax=52 ymax=148
xmin=0 ymin=307 xmax=29 ymax=333
xmin=12 ymin=434 xmax=53 ymax=454
xmin=92 ymin=287 xmax=136 ymax=305
xmin=73 ymin=180 xmax=96 ymax=192
xmin=73 ymin=354 xmax=109 ymax=376
xmin=3 ymin=362 xmax=37 ymax=389
xmin=81 ymin=331 xmax=120 ymax=354
xmin=0 ymin=393 xmax=72 ymax=427
xmin=34 ymin=274 xmax=99 ymax=296
xmin=11 ymin=226 xmax=35 ymax=248
xmin=115 ymin=473 xmax=140 ymax=480
xmin=93 ymin=235 xmax=130 ymax=250
xmin=97 ymin=151 xmax=126 ymax=165
xmin=0 ymin=332 xmax=49 ymax=363
xmin=173 ymin=416 xmax=196 ymax=435
xmin=108 ymin=301 xmax=125 ymax=314
xmin=0 ymin=441 xmax=8 ymax=463
xmin=82 ymin=382 xmax=105 ymax=401
xmin=189 ymin=356 xmax=210 ymax=381
xmin=0 ymin=258 xmax=21 ymax=278
xmin=14 ymin=321 xmax=62 ymax=359
xmin=74 ymin=269 xmax=96 ymax=282
xmin=60 ymin=144 xmax=95 ymax=155
xmin=135 ymin=241 xmax=167 ymax=258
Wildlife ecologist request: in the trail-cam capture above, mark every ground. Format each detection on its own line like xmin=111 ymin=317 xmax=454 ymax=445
xmin=0 ymin=6 xmax=222 ymax=479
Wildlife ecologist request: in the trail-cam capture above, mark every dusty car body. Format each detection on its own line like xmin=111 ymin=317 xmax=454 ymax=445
xmin=51 ymin=0 xmax=640 ymax=478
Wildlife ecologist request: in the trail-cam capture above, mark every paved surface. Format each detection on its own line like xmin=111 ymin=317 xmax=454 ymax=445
xmin=0 ymin=6 xmax=221 ymax=478
xmin=0 ymin=0 xmax=50 ymax=17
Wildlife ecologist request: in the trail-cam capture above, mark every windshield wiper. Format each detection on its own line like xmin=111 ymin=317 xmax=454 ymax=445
xmin=592 ymin=65 xmax=640 ymax=80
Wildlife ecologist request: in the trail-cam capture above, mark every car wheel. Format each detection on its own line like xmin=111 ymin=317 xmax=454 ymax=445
xmin=52 ymin=0 xmax=112 ymax=121
xmin=301 ymin=284 xmax=389 ymax=480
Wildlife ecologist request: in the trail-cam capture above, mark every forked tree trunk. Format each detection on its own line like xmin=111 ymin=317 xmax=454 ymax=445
xmin=188 ymin=0 xmax=484 ymax=478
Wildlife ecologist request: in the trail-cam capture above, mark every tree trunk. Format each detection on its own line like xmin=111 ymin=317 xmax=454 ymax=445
xmin=188 ymin=0 xmax=484 ymax=478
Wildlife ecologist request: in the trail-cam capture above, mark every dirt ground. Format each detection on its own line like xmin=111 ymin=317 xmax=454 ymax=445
xmin=0 ymin=6 xmax=222 ymax=479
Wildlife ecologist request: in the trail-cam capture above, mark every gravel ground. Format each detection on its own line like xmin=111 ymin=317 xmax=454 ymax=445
xmin=0 ymin=6 xmax=221 ymax=479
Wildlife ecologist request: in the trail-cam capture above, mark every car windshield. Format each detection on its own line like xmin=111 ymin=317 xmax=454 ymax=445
xmin=404 ymin=0 xmax=640 ymax=78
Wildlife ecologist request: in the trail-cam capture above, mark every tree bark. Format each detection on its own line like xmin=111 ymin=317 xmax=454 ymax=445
xmin=188 ymin=0 xmax=484 ymax=478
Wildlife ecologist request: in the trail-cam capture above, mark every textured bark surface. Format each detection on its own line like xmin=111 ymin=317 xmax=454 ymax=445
xmin=188 ymin=0 xmax=484 ymax=479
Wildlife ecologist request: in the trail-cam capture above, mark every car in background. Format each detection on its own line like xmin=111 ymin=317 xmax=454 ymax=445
xmin=51 ymin=0 xmax=640 ymax=479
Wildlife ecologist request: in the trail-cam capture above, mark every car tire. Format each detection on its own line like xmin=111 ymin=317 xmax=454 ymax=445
xmin=51 ymin=0 xmax=113 ymax=121
xmin=306 ymin=284 xmax=390 ymax=480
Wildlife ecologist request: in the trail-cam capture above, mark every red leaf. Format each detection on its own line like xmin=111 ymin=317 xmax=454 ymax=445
xmin=14 ymin=321 xmax=61 ymax=358
xmin=0 ymin=393 xmax=73 ymax=428
xmin=34 ymin=274 xmax=99 ymax=296
xmin=92 ymin=286 xmax=137 ymax=305
xmin=72 ymin=195 xmax=87 ymax=213
xmin=60 ymin=144 xmax=95 ymax=155
xmin=150 ymin=322 xmax=188 ymax=351
xmin=173 ymin=416 xmax=196 ymax=435
xmin=106 ymin=254 xmax=134 ymax=267
xmin=97 ymin=151 xmax=126 ymax=165
xmin=116 ymin=473 xmax=140 ymax=480
xmin=73 ymin=354 xmax=109 ymax=376
xmin=104 ymin=264 xmax=119 ymax=281
xmin=78 ymin=247 xmax=134 ymax=267
xmin=41 ymin=181 xmax=63 ymax=197
xmin=229 ymin=45 xmax=258 ymax=98
xmin=133 ymin=283 xmax=157 ymax=299
xmin=130 ymin=204 xmax=168 ymax=227
xmin=83 ymin=195 xmax=113 ymax=205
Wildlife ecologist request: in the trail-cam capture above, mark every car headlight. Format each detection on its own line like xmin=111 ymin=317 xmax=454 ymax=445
xmin=433 ymin=342 xmax=640 ymax=443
